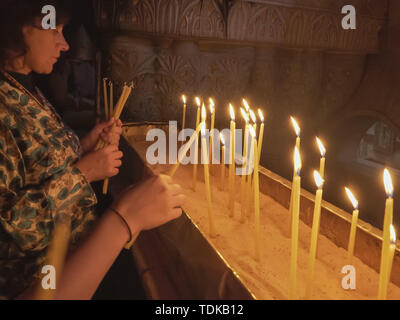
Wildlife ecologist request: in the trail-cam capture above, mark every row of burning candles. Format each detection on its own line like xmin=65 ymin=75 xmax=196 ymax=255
xmin=179 ymin=95 xmax=396 ymax=300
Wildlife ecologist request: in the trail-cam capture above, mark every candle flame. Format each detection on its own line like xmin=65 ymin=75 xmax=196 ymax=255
xmin=229 ymin=104 xmax=235 ymax=121
xmin=313 ymin=170 xmax=324 ymax=189
xmin=195 ymin=97 xmax=201 ymax=108
xmin=294 ymin=147 xmax=301 ymax=175
xmin=290 ymin=116 xmax=301 ymax=137
xmin=390 ymin=224 xmax=396 ymax=245
xmin=201 ymin=103 xmax=206 ymax=122
xmin=243 ymin=99 xmax=250 ymax=112
xmin=220 ymin=133 xmax=225 ymax=145
xmin=316 ymin=137 xmax=326 ymax=157
xmin=249 ymin=125 xmax=256 ymax=138
xmin=182 ymin=95 xmax=187 ymax=104
xmin=240 ymin=108 xmax=249 ymax=122
xmin=345 ymin=187 xmax=358 ymax=210
xmin=249 ymin=109 xmax=257 ymax=124
xmin=384 ymin=168 xmax=394 ymax=198
xmin=258 ymin=109 xmax=264 ymax=122
xmin=209 ymin=103 xmax=214 ymax=114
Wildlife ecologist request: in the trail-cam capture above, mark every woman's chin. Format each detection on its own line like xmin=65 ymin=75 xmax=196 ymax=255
xmin=34 ymin=64 xmax=54 ymax=75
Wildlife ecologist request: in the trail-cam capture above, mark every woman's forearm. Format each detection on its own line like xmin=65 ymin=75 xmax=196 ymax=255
xmin=18 ymin=209 xmax=136 ymax=300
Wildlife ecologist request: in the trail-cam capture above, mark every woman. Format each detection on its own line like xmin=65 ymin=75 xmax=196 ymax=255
xmin=0 ymin=0 xmax=185 ymax=299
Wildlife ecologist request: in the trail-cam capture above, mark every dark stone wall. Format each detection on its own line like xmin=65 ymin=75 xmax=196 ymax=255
xmin=93 ymin=0 xmax=400 ymax=230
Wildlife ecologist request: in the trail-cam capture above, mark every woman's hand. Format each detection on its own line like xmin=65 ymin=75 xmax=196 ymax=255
xmin=112 ymin=175 xmax=186 ymax=233
xmin=80 ymin=118 xmax=123 ymax=154
xmin=75 ymin=145 xmax=124 ymax=183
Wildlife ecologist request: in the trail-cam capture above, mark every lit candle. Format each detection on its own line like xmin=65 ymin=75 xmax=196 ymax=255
xmin=345 ymin=187 xmax=359 ymax=264
xmin=247 ymin=109 xmax=257 ymax=214
xmin=243 ymin=99 xmax=250 ymax=114
xmin=290 ymin=146 xmax=301 ymax=300
xmin=378 ymin=169 xmax=394 ymax=299
xmin=228 ymin=104 xmax=236 ymax=218
xmin=181 ymin=95 xmax=187 ymax=146
xmin=382 ymin=225 xmax=396 ymax=300
xmin=291 ymin=116 xmax=301 ymax=150
xmin=240 ymin=108 xmax=250 ymax=223
xmin=249 ymin=109 xmax=257 ymax=133
xmin=316 ymin=137 xmax=326 ymax=179
xmin=288 ymin=116 xmax=301 ymax=237
xmin=109 ymin=81 xmax=114 ymax=119
xmin=257 ymin=109 xmax=265 ymax=164
xmin=249 ymin=126 xmax=260 ymax=261
xmin=242 ymin=99 xmax=251 ymax=218
xmin=201 ymin=104 xmax=215 ymax=237
xmin=220 ymin=133 xmax=226 ymax=191
xmin=103 ymin=78 xmax=109 ymax=121
xmin=192 ymin=97 xmax=201 ymax=191
xmin=305 ymin=171 xmax=324 ymax=299
xmin=209 ymin=98 xmax=215 ymax=173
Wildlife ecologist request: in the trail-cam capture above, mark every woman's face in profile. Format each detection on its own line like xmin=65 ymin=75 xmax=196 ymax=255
xmin=22 ymin=21 xmax=69 ymax=74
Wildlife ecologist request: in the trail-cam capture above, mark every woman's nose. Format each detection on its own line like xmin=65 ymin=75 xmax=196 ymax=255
xmin=58 ymin=33 xmax=70 ymax=52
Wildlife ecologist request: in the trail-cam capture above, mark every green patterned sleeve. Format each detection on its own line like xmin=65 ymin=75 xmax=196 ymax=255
xmin=0 ymin=121 xmax=96 ymax=253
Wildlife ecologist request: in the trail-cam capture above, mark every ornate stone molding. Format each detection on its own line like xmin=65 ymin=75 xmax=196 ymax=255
xmin=94 ymin=0 xmax=387 ymax=53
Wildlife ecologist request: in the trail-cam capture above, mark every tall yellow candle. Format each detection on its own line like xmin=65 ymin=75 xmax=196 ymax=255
xmin=305 ymin=171 xmax=324 ymax=299
xmin=240 ymin=108 xmax=250 ymax=223
xmin=228 ymin=104 xmax=236 ymax=218
xmin=181 ymin=95 xmax=187 ymax=146
xmin=109 ymin=81 xmax=114 ymax=119
xmin=242 ymin=100 xmax=252 ymax=219
xmin=288 ymin=117 xmax=301 ymax=238
xmin=200 ymin=105 xmax=215 ymax=237
xmin=249 ymin=126 xmax=260 ymax=261
xmin=220 ymin=133 xmax=226 ymax=191
xmin=209 ymin=99 xmax=215 ymax=174
xmin=192 ymin=97 xmax=201 ymax=191
xmin=248 ymin=109 xmax=257 ymax=213
xmin=378 ymin=169 xmax=394 ymax=299
xmin=250 ymin=109 xmax=257 ymax=137
xmin=245 ymin=155 xmax=253 ymax=219
xmin=290 ymin=146 xmax=301 ymax=300
xmin=345 ymin=187 xmax=359 ymax=264
xmin=382 ymin=225 xmax=396 ymax=300
xmin=103 ymin=78 xmax=109 ymax=121
xmin=316 ymin=137 xmax=326 ymax=179
xmin=257 ymin=109 xmax=265 ymax=164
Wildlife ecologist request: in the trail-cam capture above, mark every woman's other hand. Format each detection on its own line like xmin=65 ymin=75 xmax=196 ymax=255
xmin=81 ymin=118 xmax=123 ymax=154
xmin=75 ymin=145 xmax=123 ymax=183
xmin=112 ymin=175 xmax=186 ymax=233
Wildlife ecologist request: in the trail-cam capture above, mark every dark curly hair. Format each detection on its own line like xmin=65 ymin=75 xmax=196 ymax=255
xmin=0 ymin=0 xmax=70 ymax=69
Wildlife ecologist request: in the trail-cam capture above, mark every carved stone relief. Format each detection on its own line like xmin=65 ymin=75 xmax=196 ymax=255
xmin=94 ymin=0 xmax=387 ymax=53
xmin=108 ymin=36 xmax=255 ymax=123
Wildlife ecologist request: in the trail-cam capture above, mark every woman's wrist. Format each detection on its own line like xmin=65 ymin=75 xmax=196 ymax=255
xmin=75 ymin=158 xmax=94 ymax=183
xmin=103 ymin=209 xmax=131 ymax=246
xmin=110 ymin=203 xmax=141 ymax=236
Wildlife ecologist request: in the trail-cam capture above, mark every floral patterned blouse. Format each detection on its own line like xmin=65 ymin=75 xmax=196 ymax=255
xmin=0 ymin=72 xmax=98 ymax=299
